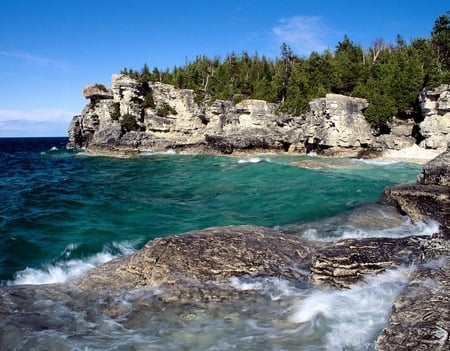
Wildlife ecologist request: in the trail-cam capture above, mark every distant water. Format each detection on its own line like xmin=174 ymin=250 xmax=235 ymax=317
xmin=0 ymin=137 xmax=437 ymax=350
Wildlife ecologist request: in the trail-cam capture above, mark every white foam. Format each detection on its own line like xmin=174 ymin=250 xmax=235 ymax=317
xmin=229 ymin=276 xmax=302 ymax=300
xmin=358 ymin=159 xmax=401 ymax=166
xmin=237 ymin=157 xmax=263 ymax=164
xmin=303 ymin=219 xmax=439 ymax=241
xmin=140 ymin=149 xmax=176 ymax=156
xmin=290 ymin=267 xmax=412 ymax=350
xmin=8 ymin=240 xmax=139 ymax=285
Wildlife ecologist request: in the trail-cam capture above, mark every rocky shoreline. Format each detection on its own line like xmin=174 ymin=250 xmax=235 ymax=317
xmin=1 ymin=78 xmax=449 ymax=348
xmin=1 ymin=147 xmax=449 ymax=348
xmin=67 ymin=75 xmax=450 ymax=161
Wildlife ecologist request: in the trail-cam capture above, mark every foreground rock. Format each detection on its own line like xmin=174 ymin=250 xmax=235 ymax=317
xmin=375 ymin=149 xmax=450 ymax=350
xmin=71 ymin=225 xmax=320 ymax=300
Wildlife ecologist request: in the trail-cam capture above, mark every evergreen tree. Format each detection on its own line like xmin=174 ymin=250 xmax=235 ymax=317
xmin=431 ymin=13 xmax=450 ymax=70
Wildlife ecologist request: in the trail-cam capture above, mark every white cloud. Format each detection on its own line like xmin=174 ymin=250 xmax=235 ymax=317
xmin=0 ymin=109 xmax=74 ymax=123
xmin=273 ymin=16 xmax=328 ymax=56
xmin=0 ymin=51 xmax=70 ymax=72
xmin=0 ymin=109 xmax=75 ymax=137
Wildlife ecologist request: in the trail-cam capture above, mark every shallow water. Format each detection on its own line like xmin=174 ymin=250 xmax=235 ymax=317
xmin=0 ymin=137 xmax=435 ymax=350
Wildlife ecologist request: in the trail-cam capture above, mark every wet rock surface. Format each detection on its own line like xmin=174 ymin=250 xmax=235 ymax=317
xmin=376 ymin=149 xmax=450 ymax=350
xmin=71 ymin=225 xmax=320 ymax=297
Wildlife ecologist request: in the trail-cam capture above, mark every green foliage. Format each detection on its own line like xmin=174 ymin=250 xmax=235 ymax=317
xmin=94 ymin=83 xmax=108 ymax=92
xmin=117 ymin=12 xmax=450 ymax=125
xmin=156 ymin=102 xmax=177 ymax=117
xmin=143 ymin=91 xmax=155 ymax=108
xmin=431 ymin=13 xmax=450 ymax=70
xmin=121 ymin=114 xmax=138 ymax=131
xmin=110 ymin=102 xmax=121 ymax=120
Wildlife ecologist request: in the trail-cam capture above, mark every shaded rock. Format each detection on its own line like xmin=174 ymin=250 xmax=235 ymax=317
xmin=418 ymin=149 xmax=450 ymax=186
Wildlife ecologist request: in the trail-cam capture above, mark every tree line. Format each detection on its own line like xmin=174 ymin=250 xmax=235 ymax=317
xmin=121 ymin=13 xmax=450 ymax=126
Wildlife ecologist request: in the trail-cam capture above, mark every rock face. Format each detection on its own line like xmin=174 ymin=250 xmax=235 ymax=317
xmin=64 ymin=75 xmax=373 ymax=155
xmin=68 ymin=78 xmax=450 ymax=156
xmin=300 ymin=93 xmax=373 ymax=150
xmin=418 ymin=84 xmax=450 ymax=150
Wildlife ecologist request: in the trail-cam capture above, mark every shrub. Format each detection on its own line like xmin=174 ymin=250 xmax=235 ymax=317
xmin=121 ymin=114 xmax=138 ymax=131
xmin=143 ymin=91 xmax=155 ymax=108
xmin=94 ymin=83 xmax=108 ymax=92
xmin=156 ymin=102 xmax=177 ymax=117
xmin=110 ymin=103 xmax=121 ymax=120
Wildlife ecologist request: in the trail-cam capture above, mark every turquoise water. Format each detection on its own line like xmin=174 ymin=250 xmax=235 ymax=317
xmin=1 ymin=138 xmax=439 ymax=350
xmin=0 ymin=138 xmax=422 ymax=284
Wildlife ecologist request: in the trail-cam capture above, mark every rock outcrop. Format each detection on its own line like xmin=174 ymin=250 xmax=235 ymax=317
xmin=418 ymin=84 xmax=450 ymax=150
xmin=68 ymin=75 xmax=450 ymax=157
xmin=300 ymin=93 xmax=373 ymax=150
xmin=381 ymin=149 xmax=450 ymax=237
xmin=69 ymin=77 xmax=450 ymax=157
xmin=71 ymin=225 xmax=321 ymax=301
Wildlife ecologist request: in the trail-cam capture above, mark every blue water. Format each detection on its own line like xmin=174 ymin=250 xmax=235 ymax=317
xmin=0 ymin=137 xmax=423 ymax=284
xmin=1 ymin=137 xmax=439 ymax=350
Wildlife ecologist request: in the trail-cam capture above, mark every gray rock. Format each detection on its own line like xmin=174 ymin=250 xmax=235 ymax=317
xmin=381 ymin=149 xmax=450 ymax=236
xmin=419 ymin=85 xmax=450 ymax=150
xmin=71 ymin=225 xmax=320 ymax=296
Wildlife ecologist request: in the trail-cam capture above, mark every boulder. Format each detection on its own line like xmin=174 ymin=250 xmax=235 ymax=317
xmin=71 ymin=225 xmax=320 ymax=295
xmin=82 ymin=85 xmax=113 ymax=100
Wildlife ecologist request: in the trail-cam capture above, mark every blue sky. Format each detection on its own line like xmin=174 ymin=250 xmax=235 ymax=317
xmin=0 ymin=0 xmax=448 ymax=137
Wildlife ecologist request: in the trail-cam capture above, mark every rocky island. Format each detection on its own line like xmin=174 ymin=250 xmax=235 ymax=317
xmin=68 ymin=75 xmax=449 ymax=161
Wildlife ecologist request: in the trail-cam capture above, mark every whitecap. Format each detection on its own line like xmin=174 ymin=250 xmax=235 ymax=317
xmin=8 ymin=240 xmax=139 ymax=285
xmin=290 ymin=267 xmax=412 ymax=350
xmin=303 ymin=219 xmax=439 ymax=241
xmin=237 ymin=157 xmax=262 ymax=164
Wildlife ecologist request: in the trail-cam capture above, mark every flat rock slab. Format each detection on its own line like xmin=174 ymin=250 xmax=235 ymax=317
xmin=71 ymin=225 xmax=322 ymax=295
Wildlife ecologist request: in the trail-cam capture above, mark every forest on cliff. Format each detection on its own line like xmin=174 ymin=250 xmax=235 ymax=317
xmin=121 ymin=13 xmax=450 ymax=126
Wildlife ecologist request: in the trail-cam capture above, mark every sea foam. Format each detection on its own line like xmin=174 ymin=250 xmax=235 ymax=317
xmin=8 ymin=240 xmax=138 ymax=285
xmin=290 ymin=267 xmax=412 ymax=350
xmin=303 ymin=219 xmax=439 ymax=241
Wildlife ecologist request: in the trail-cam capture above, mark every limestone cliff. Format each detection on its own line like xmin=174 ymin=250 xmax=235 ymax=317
xmin=68 ymin=75 xmax=450 ymax=156
xmin=418 ymin=84 xmax=450 ymax=150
